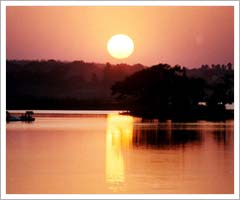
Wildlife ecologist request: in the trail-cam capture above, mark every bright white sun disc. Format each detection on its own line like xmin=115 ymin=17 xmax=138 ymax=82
xmin=107 ymin=34 xmax=134 ymax=59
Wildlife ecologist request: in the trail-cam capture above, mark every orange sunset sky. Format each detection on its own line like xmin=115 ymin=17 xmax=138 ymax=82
xmin=7 ymin=6 xmax=233 ymax=67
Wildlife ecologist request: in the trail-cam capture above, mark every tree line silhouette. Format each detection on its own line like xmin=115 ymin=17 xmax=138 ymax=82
xmin=111 ymin=63 xmax=233 ymax=120
xmin=7 ymin=60 xmax=144 ymax=100
xmin=7 ymin=60 xmax=233 ymax=119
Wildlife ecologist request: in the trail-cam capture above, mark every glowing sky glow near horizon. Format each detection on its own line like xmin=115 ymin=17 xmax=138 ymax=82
xmin=6 ymin=6 xmax=234 ymax=67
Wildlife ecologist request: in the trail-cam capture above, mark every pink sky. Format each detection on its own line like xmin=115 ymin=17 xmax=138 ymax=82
xmin=7 ymin=6 xmax=234 ymax=67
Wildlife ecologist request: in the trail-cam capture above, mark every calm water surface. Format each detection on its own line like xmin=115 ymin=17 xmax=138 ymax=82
xmin=7 ymin=111 xmax=234 ymax=194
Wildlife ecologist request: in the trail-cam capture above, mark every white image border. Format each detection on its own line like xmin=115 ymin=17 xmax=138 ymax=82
xmin=1 ymin=1 xmax=239 ymax=199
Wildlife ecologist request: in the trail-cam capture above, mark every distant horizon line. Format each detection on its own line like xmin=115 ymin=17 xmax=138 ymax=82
xmin=6 ymin=59 xmax=234 ymax=69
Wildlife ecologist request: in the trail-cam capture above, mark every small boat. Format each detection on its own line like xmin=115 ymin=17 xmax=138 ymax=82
xmin=7 ymin=111 xmax=35 ymax=122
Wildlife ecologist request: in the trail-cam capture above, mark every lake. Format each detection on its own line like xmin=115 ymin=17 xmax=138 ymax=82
xmin=6 ymin=111 xmax=234 ymax=194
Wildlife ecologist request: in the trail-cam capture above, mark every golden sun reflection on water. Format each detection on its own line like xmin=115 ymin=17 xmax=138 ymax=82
xmin=6 ymin=114 xmax=233 ymax=194
xmin=105 ymin=114 xmax=133 ymax=191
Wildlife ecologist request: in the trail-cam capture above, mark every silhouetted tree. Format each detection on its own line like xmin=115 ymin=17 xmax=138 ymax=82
xmin=111 ymin=63 xmax=205 ymax=114
xmin=227 ymin=62 xmax=232 ymax=70
xmin=91 ymin=72 xmax=99 ymax=85
xmin=102 ymin=62 xmax=112 ymax=87
xmin=187 ymin=62 xmax=234 ymax=109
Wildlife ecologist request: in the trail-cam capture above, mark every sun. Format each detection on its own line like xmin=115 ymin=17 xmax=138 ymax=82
xmin=107 ymin=34 xmax=134 ymax=59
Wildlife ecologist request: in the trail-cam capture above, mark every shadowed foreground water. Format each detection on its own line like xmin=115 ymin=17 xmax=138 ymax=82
xmin=7 ymin=112 xmax=233 ymax=194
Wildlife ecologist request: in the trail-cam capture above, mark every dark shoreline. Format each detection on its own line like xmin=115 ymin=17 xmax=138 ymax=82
xmin=7 ymin=107 xmax=234 ymax=122
xmin=125 ymin=110 xmax=234 ymax=122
